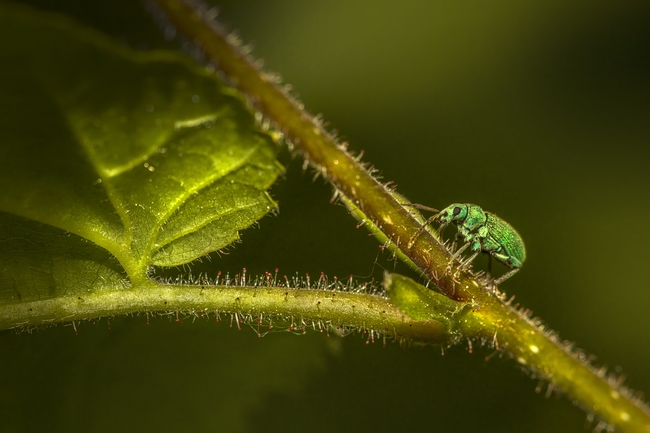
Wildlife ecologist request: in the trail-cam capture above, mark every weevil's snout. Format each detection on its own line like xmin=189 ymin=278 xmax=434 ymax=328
xmin=436 ymin=210 xmax=450 ymax=223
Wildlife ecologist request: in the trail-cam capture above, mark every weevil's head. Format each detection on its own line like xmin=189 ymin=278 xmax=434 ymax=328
xmin=436 ymin=203 xmax=468 ymax=225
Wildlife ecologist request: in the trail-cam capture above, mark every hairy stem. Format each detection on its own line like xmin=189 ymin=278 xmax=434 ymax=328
xmin=150 ymin=1 xmax=650 ymax=431
xmin=0 ymin=281 xmax=446 ymax=343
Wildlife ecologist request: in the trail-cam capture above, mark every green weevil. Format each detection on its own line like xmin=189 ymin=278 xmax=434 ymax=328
xmin=409 ymin=203 xmax=526 ymax=286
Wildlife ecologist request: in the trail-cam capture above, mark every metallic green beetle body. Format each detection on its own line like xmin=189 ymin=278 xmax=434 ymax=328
xmin=406 ymin=202 xmax=526 ymax=284
xmin=431 ymin=203 xmax=525 ymax=285
xmin=436 ymin=203 xmax=526 ymax=269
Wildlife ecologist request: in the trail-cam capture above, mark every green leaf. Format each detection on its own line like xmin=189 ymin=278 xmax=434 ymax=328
xmin=384 ymin=273 xmax=470 ymax=324
xmin=0 ymin=3 xmax=282 ymax=303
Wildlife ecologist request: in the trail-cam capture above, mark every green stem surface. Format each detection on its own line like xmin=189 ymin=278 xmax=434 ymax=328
xmin=0 ymin=282 xmax=445 ymax=342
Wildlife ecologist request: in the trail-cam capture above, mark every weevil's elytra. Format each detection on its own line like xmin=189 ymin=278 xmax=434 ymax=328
xmin=412 ymin=203 xmax=526 ymax=285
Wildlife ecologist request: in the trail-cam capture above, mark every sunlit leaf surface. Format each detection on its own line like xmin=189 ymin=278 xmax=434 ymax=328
xmin=0 ymin=3 xmax=283 ymax=302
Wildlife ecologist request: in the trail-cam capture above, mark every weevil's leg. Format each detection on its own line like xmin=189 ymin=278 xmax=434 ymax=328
xmin=446 ymin=242 xmax=470 ymax=274
xmin=451 ymin=241 xmax=470 ymax=261
xmin=458 ymin=250 xmax=481 ymax=271
xmin=486 ymin=254 xmax=493 ymax=280
xmin=472 ymin=270 xmax=486 ymax=279
xmin=438 ymin=223 xmax=448 ymax=241
xmin=493 ymin=268 xmax=519 ymax=286
xmin=458 ymin=239 xmax=482 ymax=271
xmin=403 ymin=203 xmax=441 ymax=248
xmin=407 ymin=222 xmax=428 ymax=248
xmin=407 ymin=214 xmax=444 ymax=248
xmin=450 ymin=231 xmax=463 ymax=254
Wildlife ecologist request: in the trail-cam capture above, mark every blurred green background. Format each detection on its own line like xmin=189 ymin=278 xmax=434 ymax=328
xmin=2 ymin=1 xmax=650 ymax=431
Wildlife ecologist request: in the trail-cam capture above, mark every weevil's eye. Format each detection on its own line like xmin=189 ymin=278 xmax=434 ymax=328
xmin=453 ymin=207 xmax=462 ymax=216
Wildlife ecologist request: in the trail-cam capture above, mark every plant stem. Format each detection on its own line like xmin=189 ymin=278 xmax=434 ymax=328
xmin=0 ymin=282 xmax=446 ymax=343
xmin=150 ymin=1 xmax=650 ymax=431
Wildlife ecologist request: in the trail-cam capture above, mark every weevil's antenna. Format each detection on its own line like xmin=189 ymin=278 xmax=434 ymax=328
xmin=403 ymin=203 xmax=439 ymax=214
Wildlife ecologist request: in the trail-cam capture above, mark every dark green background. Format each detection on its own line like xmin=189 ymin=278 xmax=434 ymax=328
xmin=2 ymin=1 xmax=650 ymax=431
